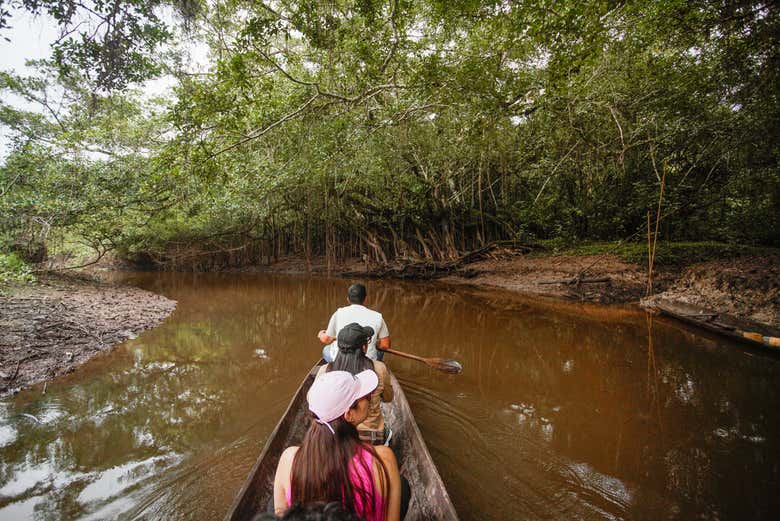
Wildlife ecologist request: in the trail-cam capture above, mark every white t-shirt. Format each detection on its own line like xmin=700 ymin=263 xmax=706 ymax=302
xmin=325 ymin=304 xmax=390 ymax=360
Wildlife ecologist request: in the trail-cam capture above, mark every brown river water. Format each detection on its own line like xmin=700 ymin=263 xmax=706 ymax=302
xmin=1 ymin=273 xmax=779 ymax=520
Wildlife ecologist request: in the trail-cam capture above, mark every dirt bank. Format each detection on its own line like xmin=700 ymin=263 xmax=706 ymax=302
xmin=0 ymin=275 xmax=176 ymax=397
xmin=641 ymin=256 xmax=780 ymax=328
xmin=439 ymin=252 xmax=678 ymax=304
xmin=439 ymin=252 xmax=779 ymax=329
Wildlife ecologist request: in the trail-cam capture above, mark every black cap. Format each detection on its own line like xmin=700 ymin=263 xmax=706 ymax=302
xmin=337 ymin=322 xmax=375 ymax=351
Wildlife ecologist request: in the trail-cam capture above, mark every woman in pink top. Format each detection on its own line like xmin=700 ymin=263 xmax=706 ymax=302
xmin=273 ymin=370 xmax=402 ymax=521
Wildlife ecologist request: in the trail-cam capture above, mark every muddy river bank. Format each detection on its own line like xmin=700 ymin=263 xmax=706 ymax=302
xmin=1 ymin=273 xmax=779 ymax=520
xmin=0 ymin=275 xmax=176 ymax=398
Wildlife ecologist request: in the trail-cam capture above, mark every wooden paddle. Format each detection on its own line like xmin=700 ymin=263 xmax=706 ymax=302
xmin=378 ymin=347 xmax=463 ymax=374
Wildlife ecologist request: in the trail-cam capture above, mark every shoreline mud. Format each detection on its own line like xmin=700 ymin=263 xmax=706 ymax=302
xmin=1 ymin=274 xmax=176 ymax=398
xmin=639 ymin=256 xmax=779 ymax=328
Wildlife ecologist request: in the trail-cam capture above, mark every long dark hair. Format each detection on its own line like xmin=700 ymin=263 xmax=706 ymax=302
xmin=290 ymin=411 xmax=389 ymax=519
xmin=328 ymin=343 xmax=373 ymax=375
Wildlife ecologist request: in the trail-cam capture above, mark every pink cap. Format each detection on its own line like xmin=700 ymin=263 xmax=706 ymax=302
xmin=308 ymin=370 xmax=379 ymax=425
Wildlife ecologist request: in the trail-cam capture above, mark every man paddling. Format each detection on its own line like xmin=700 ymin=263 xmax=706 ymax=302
xmin=318 ymin=283 xmax=391 ymax=362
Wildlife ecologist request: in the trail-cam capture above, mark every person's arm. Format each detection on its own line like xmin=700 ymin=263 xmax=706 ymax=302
xmin=377 ymin=317 xmax=390 ymax=350
xmin=273 ymin=446 xmax=298 ymax=515
xmin=375 ymin=446 xmax=401 ymax=521
xmin=318 ymin=330 xmax=335 ymax=344
xmin=319 ymin=311 xmax=338 ymax=344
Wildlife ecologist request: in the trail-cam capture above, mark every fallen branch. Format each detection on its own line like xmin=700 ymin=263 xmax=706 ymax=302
xmin=9 ymin=360 xmax=22 ymax=383
xmin=6 ymin=354 xmax=38 ymax=384
xmin=539 ymin=277 xmax=611 ymax=285
xmin=33 ymin=247 xmax=109 ymax=273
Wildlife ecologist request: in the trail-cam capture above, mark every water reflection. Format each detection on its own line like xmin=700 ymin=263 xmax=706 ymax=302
xmin=0 ymin=273 xmax=778 ymax=520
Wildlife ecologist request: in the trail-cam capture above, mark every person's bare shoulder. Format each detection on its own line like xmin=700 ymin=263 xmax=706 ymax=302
xmin=280 ymin=446 xmax=299 ymax=464
xmin=374 ymin=445 xmax=398 ymax=467
xmin=275 ymin=446 xmax=299 ymax=485
xmin=374 ymin=444 xmax=391 ymax=456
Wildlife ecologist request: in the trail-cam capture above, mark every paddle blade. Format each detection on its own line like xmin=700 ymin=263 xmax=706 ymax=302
xmin=426 ymin=358 xmax=463 ymax=374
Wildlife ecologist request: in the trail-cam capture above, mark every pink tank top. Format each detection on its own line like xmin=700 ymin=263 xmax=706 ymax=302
xmin=286 ymin=447 xmax=385 ymax=521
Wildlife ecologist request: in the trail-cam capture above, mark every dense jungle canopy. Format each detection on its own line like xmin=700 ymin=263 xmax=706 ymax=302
xmin=1 ymin=0 xmax=778 ymax=270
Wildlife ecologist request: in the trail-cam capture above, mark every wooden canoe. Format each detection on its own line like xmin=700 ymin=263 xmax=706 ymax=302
xmin=224 ymin=361 xmax=459 ymax=521
xmin=649 ymin=299 xmax=780 ymax=350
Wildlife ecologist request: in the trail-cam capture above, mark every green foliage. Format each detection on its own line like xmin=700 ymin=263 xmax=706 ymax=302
xmin=0 ymin=252 xmax=35 ymax=284
xmin=0 ymin=60 xmax=178 ymax=267
xmin=1 ymin=1 xmax=778 ymax=269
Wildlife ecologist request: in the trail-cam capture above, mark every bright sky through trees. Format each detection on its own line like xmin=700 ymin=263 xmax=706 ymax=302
xmin=0 ymin=4 xmax=210 ymax=160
